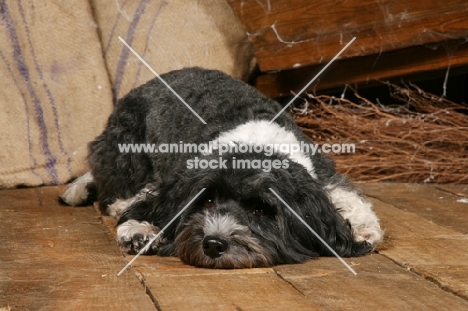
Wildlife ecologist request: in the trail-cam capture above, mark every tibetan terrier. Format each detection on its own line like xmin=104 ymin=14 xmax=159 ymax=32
xmin=61 ymin=67 xmax=383 ymax=268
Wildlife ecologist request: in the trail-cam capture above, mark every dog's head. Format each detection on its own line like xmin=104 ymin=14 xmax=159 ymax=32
xmin=118 ymin=152 xmax=371 ymax=268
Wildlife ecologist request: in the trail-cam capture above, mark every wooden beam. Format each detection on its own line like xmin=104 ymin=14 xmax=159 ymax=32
xmin=228 ymin=0 xmax=468 ymax=72
xmin=255 ymin=39 xmax=468 ymax=98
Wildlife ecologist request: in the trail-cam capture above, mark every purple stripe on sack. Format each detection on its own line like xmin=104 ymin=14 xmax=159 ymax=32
xmin=17 ymin=1 xmax=72 ymax=177
xmin=104 ymin=0 xmax=131 ymax=57
xmin=0 ymin=50 xmax=44 ymax=184
xmin=18 ymin=2 xmax=72 ymax=174
xmin=132 ymin=0 xmax=168 ymax=89
xmin=0 ymin=0 xmax=58 ymax=184
xmin=113 ymin=0 xmax=150 ymax=103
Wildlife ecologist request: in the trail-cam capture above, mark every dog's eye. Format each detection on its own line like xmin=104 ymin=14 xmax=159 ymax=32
xmin=252 ymin=209 xmax=264 ymax=217
xmin=243 ymin=198 xmax=274 ymax=218
xmin=203 ymin=198 xmax=216 ymax=209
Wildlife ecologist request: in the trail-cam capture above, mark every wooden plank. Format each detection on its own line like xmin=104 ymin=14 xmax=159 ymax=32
xmin=275 ymin=183 xmax=468 ymax=309
xmin=102 ymin=214 xmax=321 ymax=310
xmin=360 ymin=183 xmax=468 ymax=234
xmin=107 ymin=184 xmax=468 ymax=310
xmin=436 ymin=184 xmax=468 ymax=197
xmin=0 ymin=187 xmax=156 ymax=311
xmin=275 ymin=254 xmax=468 ymax=310
xmin=368 ymin=196 xmax=468 ymax=299
xmin=228 ymin=0 xmax=468 ymax=72
xmin=117 ymin=254 xmax=320 ymax=310
xmin=5 ymin=185 xmax=467 ymax=309
xmin=255 ymin=39 xmax=468 ymax=97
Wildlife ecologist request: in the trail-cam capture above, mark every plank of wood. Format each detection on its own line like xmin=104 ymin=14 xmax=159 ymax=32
xmin=0 ymin=187 xmax=156 ymax=311
xmin=109 ymin=184 xmax=468 ymax=310
xmin=117 ymin=254 xmax=320 ymax=310
xmin=255 ymin=39 xmax=468 ymax=97
xmin=359 ymin=183 xmax=468 ymax=234
xmin=273 ymin=189 xmax=468 ymax=309
xmin=368 ymin=195 xmax=468 ymax=299
xmin=275 ymin=254 xmax=468 ymax=310
xmin=436 ymin=184 xmax=468 ymax=197
xmin=228 ymin=0 xmax=468 ymax=72
xmin=126 ymin=258 xmax=318 ymax=310
xmin=102 ymin=212 xmax=322 ymax=310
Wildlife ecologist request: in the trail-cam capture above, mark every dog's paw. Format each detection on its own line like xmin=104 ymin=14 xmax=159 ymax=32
xmin=352 ymin=225 xmax=384 ymax=248
xmin=116 ymin=220 xmax=163 ymax=254
xmin=349 ymin=225 xmax=383 ymax=256
xmin=60 ymin=171 xmax=95 ymax=206
xmin=328 ymin=186 xmax=384 ymax=249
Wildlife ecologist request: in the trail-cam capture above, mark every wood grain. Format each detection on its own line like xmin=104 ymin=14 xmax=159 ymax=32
xmin=360 ymin=183 xmax=468 ymax=234
xmin=136 ymin=264 xmax=320 ymax=311
xmin=103 ymin=218 xmax=321 ymax=310
xmin=0 ymin=187 xmax=156 ymax=310
xmin=360 ymin=183 xmax=468 ymax=300
xmin=255 ymin=38 xmax=468 ymax=97
xmin=436 ymin=184 xmax=468 ymax=198
xmin=3 ymin=184 xmax=468 ymax=310
xmin=228 ymin=0 xmax=468 ymax=71
xmin=368 ymin=196 xmax=468 ymax=299
xmin=275 ymin=254 xmax=468 ymax=310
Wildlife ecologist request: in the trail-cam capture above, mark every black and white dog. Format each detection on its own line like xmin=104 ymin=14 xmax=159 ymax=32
xmin=61 ymin=67 xmax=383 ymax=268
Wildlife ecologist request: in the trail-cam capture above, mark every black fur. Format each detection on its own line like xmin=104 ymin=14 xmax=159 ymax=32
xmin=88 ymin=67 xmax=372 ymax=268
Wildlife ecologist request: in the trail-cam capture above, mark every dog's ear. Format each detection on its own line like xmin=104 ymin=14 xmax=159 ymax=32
xmin=277 ymin=183 xmax=358 ymax=258
xmin=295 ymin=185 xmax=374 ymax=257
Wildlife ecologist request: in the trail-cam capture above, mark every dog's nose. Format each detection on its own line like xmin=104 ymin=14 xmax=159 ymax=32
xmin=202 ymin=236 xmax=228 ymax=258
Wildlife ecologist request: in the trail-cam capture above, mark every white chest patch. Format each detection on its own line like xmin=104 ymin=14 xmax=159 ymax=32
xmin=207 ymin=120 xmax=316 ymax=178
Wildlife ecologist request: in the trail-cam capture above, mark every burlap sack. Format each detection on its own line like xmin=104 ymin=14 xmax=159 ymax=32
xmin=92 ymin=0 xmax=254 ymax=100
xmin=0 ymin=0 xmax=113 ymax=188
xmin=0 ymin=0 xmax=254 ymax=188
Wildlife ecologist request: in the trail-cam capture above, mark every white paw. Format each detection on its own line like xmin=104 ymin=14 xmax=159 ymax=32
xmin=328 ymin=186 xmax=384 ymax=248
xmin=60 ymin=171 xmax=94 ymax=206
xmin=352 ymin=225 xmax=384 ymax=247
xmin=116 ymin=220 xmax=163 ymax=254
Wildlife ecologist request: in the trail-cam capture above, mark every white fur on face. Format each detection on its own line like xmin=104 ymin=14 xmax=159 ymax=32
xmin=207 ymin=120 xmax=317 ymax=179
xmin=61 ymin=171 xmax=93 ymax=206
xmin=327 ymin=187 xmax=384 ymax=247
xmin=203 ymin=212 xmax=249 ymax=237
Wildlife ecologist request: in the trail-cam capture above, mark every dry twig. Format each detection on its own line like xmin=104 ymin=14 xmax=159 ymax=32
xmin=293 ymin=83 xmax=468 ymax=183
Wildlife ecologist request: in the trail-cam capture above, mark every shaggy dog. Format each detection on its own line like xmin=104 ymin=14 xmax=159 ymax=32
xmin=61 ymin=67 xmax=383 ymax=268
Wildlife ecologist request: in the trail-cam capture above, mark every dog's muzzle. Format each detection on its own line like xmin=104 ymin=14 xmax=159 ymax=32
xmin=202 ymin=235 xmax=229 ymax=258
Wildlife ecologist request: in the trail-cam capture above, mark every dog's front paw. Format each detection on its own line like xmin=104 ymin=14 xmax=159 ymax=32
xmin=328 ymin=187 xmax=384 ymax=249
xmin=352 ymin=225 xmax=384 ymax=248
xmin=116 ymin=220 xmax=163 ymax=254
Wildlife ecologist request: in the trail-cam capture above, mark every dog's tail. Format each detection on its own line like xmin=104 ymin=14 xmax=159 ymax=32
xmin=59 ymin=171 xmax=97 ymax=206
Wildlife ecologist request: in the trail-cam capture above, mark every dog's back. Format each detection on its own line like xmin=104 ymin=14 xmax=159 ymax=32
xmin=88 ymin=68 xmax=298 ymax=211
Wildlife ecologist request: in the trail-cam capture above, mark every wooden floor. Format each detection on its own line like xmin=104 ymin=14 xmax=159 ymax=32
xmin=1 ymin=183 xmax=468 ymax=310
